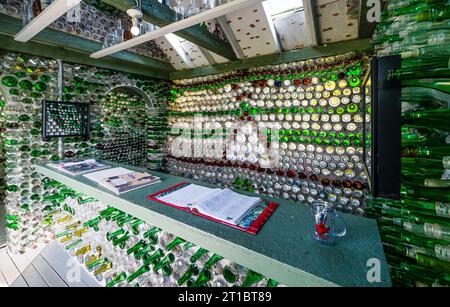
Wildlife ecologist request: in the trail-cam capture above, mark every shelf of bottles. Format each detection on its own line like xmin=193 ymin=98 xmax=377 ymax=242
xmin=167 ymin=52 xmax=371 ymax=215
xmin=41 ymin=178 xmax=283 ymax=287
xmin=368 ymin=0 xmax=450 ymax=287
xmin=0 ymin=51 xmax=169 ymax=254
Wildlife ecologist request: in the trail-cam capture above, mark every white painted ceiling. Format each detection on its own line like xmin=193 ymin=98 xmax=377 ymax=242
xmin=156 ymin=0 xmax=363 ymax=70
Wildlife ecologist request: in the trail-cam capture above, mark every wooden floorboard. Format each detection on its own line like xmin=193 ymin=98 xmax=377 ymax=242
xmin=9 ymin=274 xmax=28 ymax=287
xmin=31 ymin=255 xmax=68 ymax=287
xmin=0 ymin=248 xmax=22 ymax=286
xmin=0 ymin=270 xmax=8 ymax=287
xmin=47 ymin=241 xmax=101 ymax=287
xmin=6 ymin=247 xmax=48 ymax=287
xmin=21 ymin=265 xmax=48 ymax=287
xmin=40 ymin=244 xmax=89 ymax=287
xmin=8 ymin=248 xmax=32 ymax=272
xmin=1 ymin=241 xmax=102 ymax=287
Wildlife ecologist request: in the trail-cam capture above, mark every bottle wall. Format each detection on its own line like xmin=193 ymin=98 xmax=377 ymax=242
xmin=0 ymin=51 xmax=169 ymax=254
xmin=0 ymin=51 xmax=281 ymax=287
xmin=167 ymin=52 xmax=371 ymax=215
xmin=0 ymin=88 xmax=5 ymax=246
xmin=368 ymin=0 xmax=450 ymax=287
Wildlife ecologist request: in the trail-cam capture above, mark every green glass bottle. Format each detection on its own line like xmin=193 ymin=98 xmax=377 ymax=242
xmin=416 ymin=5 xmax=450 ymax=22
xmin=143 ymin=249 xmax=164 ymax=266
xmin=267 ymin=279 xmax=279 ymax=287
xmin=380 ymin=197 xmax=450 ymax=218
xmin=403 ymin=220 xmax=450 ymax=241
xmin=190 ymin=269 xmax=212 ymax=287
xmin=18 ymin=80 xmax=33 ymax=90
xmin=402 ymin=146 xmax=450 ymax=160
xmin=112 ymin=232 xmax=130 ymax=248
xmin=242 ymin=270 xmax=264 ymax=287
xmin=106 ymin=272 xmax=127 ymax=287
xmin=106 ymin=228 xmax=125 ymax=241
xmin=127 ymin=240 xmax=147 ymax=255
xmin=383 ymin=237 xmax=449 ymax=262
xmin=190 ymin=248 xmax=209 ymax=263
xmin=153 ymin=253 xmax=175 ymax=272
xmin=402 ymin=78 xmax=450 ymax=94
xmin=416 ymin=253 xmax=450 ymax=271
xmin=204 ymin=254 xmax=224 ymax=270
xmin=134 ymin=244 xmax=156 ymax=260
xmin=34 ymin=81 xmax=48 ymax=92
xmin=127 ymin=265 xmax=150 ymax=283
xmin=349 ymin=77 xmax=361 ymax=87
xmin=166 ymin=237 xmax=186 ymax=251
xmin=222 ymin=266 xmax=237 ymax=284
xmin=2 ymin=76 xmax=18 ymax=87
xmin=402 ymin=109 xmax=450 ymax=131
xmin=402 ymin=185 xmax=450 ymax=202
xmin=65 ymin=239 xmax=83 ymax=251
xmin=178 ymin=264 xmax=199 ymax=286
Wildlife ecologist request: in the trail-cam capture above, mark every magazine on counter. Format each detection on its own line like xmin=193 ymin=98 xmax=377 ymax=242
xmin=83 ymin=167 xmax=161 ymax=195
xmin=47 ymin=159 xmax=111 ymax=176
xmin=152 ymin=184 xmax=260 ymax=225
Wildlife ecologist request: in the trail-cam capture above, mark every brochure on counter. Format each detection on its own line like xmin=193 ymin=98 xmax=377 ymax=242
xmin=47 ymin=159 xmax=111 ymax=176
xmin=83 ymin=167 xmax=161 ymax=195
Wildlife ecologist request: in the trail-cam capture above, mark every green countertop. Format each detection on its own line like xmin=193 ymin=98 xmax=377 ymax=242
xmin=36 ymin=161 xmax=391 ymax=287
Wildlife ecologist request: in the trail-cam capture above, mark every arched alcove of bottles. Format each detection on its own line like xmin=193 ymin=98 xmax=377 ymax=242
xmin=97 ymin=86 xmax=152 ymax=168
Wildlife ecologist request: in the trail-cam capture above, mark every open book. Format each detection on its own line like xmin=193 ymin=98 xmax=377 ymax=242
xmin=153 ymin=184 xmax=263 ymax=226
xmin=83 ymin=167 xmax=161 ymax=195
xmin=47 ymin=159 xmax=111 ymax=176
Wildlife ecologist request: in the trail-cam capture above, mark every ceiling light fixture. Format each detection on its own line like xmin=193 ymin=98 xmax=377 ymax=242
xmin=127 ymin=0 xmax=143 ymax=37
xmin=91 ymin=0 xmax=265 ymax=59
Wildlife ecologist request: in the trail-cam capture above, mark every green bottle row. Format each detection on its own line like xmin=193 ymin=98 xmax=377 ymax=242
xmin=371 ymin=0 xmax=450 ymax=287
xmin=45 ymin=182 xmax=281 ymax=288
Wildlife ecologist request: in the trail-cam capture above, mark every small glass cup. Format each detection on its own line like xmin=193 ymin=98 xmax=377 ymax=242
xmin=311 ymin=200 xmax=346 ymax=246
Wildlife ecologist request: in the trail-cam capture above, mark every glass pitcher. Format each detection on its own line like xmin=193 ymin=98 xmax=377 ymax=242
xmin=311 ymin=200 xmax=347 ymax=246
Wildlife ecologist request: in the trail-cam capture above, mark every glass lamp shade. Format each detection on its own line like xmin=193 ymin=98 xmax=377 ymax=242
xmin=131 ymin=17 xmax=140 ymax=36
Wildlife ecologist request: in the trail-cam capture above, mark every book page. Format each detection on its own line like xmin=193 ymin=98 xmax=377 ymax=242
xmin=101 ymin=172 xmax=161 ymax=194
xmin=193 ymin=189 xmax=262 ymax=225
xmin=157 ymin=184 xmax=220 ymax=208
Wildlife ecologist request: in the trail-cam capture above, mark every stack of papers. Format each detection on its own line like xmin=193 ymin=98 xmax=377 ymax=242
xmin=47 ymin=159 xmax=111 ymax=176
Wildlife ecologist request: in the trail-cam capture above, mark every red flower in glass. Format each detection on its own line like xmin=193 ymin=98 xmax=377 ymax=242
xmin=315 ymin=222 xmax=330 ymax=238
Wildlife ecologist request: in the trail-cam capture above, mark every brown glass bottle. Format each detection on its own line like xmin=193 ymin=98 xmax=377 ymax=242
xmin=342 ymin=180 xmax=353 ymax=189
xmin=332 ymin=180 xmax=342 ymax=188
xmin=33 ymin=0 xmax=42 ymax=17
